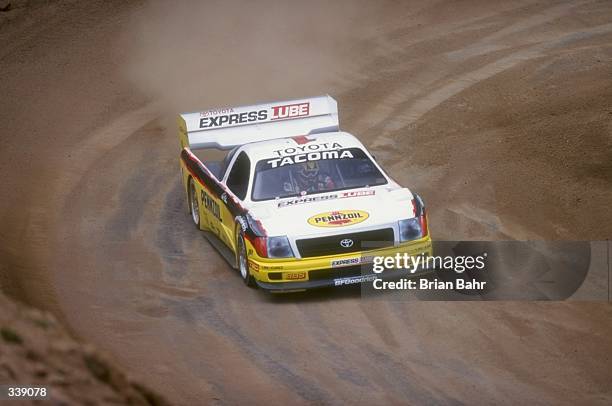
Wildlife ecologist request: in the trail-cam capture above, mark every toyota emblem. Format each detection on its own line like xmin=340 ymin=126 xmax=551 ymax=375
xmin=340 ymin=239 xmax=354 ymax=248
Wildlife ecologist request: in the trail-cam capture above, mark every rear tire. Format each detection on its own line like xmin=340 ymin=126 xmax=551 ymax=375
xmin=237 ymin=232 xmax=256 ymax=288
xmin=188 ymin=178 xmax=201 ymax=229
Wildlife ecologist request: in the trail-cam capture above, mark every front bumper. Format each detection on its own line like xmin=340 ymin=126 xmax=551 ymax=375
xmin=247 ymin=236 xmax=433 ymax=292
xmin=255 ymin=265 xmax=435 ymax=292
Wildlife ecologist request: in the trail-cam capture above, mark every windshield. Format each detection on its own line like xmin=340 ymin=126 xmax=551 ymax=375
xmin=251 ymin=148 xmax=387 ymax=201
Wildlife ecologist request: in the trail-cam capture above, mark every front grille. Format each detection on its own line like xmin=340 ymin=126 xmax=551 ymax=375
xmin=296 ymin=228 xmax=394 ymax=258
xmin=308 ymin=265 xmax=372 ymax=281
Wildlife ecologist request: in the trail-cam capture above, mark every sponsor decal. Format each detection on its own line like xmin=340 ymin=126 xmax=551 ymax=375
xmin=330 ymin=255 xmax=375 ymax=268
xmin=201 ymin=189 xmax=221 ymax=221
xmin=261 ymin=265 xmax=284 ymax=270
xmin=331 ymin=257 xmax=361 ymax=268
xmin=236 ymin=216 xmax=248 ymax=232
xmin=199 ymin=110 xmax=267 ymax=129
xmin=339 ymin=190 xmax=375 ymax=198
xmin=307 ymin=210 xmax=369 ymax=227
xmin=200 ymin=108 xmax=235 ymax=117
xmin=271 ymin=102 xmax=309 ymax=121
xmin=279 ymin=193 xmax=338 ymax=207
xmin=272 ymin=142 xmax=343 ymax=157
xmin=284 ymin=272 xmax=306 ymax=280
xmin=334 ymin=274 xmax=377 ymax=286
xmin=267 ymin=148 xmax=354 ymax=168
xmin=198 ymin=102 xmax=311 ymax=129
xmin=277 ymin=189 xmax=375 ymax=208
xmin=248 ymin=260 xmax=260 ymax=272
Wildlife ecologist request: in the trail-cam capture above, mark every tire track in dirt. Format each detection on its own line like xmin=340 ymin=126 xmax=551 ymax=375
xmin=372 ymin=22 xmax=612 ymax=145
xmin=342 ymin=1 xmax=585 ymax=134
xmin=445 ymin=0 xmax=594 ymax=61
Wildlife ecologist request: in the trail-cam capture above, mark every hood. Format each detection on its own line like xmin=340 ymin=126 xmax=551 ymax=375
xmin=247 ymin=185 xmax=415 ymax=237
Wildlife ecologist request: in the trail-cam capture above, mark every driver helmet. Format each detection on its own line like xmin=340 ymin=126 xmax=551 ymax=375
xmin=297 ymin=161 xmax=320 ymax=181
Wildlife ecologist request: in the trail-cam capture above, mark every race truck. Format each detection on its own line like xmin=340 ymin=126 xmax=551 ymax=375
xmin=178 ymin=95 xmax=432 ymax=292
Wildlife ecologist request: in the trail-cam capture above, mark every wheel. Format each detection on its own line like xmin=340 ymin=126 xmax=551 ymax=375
xmin=188 ymin=178 xmax=201 ymax=229
xmin=237 ymin=232 xmax=256 ymax=288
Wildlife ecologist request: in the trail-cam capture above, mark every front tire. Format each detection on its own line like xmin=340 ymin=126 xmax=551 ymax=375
xmin=188 ymin=178 xmax=201 ymax=229
xmin=237 ymin=232 xmax=256 ymax=288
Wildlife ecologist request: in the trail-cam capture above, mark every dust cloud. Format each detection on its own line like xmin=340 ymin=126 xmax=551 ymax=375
xmin=125 ymin=0 xmax=387 ymax=118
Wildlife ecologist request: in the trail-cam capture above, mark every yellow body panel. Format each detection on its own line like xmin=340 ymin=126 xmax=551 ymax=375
xmin=181 ymin=157 xmax=240 ymax=254
xmin=244 ymin=235 xmax=433 ymax=284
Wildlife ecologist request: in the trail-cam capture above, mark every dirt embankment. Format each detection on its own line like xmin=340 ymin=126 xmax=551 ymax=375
xmin=0 ymin=292 xmax=170 ymax=405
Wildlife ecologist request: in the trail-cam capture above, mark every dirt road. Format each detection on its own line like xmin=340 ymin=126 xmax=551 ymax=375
xmin=1 ymin=0 xmax=612 ymax=404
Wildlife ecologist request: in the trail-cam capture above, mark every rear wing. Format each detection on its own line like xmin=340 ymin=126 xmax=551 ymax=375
xmin=178 ymin=95 xmax=338 ymax=150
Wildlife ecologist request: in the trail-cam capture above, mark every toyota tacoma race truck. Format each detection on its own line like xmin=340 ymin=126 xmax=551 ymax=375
xmin=178 ymin=95 xmax=432 ymax=292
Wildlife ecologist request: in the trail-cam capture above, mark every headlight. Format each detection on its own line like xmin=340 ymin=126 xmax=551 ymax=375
xmin=399 ymin=218 xmax=422 ymax=241
xmin=267 ymin=236 xmax=294 ymax=258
